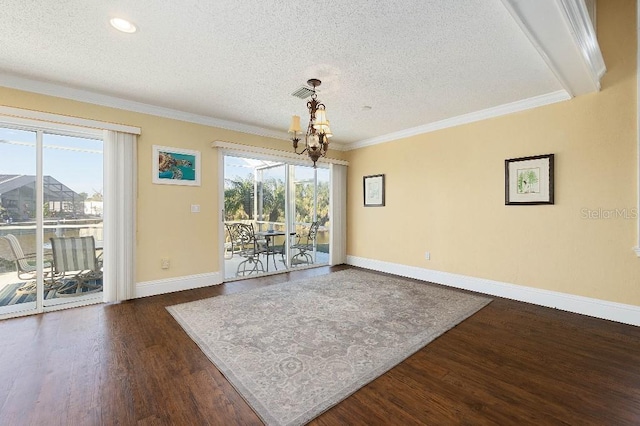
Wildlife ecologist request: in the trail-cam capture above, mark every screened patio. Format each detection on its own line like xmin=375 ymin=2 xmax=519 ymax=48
xmin=223 ymin=155 xmax=330 ymax=280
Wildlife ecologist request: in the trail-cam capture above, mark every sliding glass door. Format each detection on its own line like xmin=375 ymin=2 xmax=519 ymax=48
xmin=0 ymin=125 xmax=104 ymax=317
xmin=42 ymin=133 xmax=104 ymax=307
xmin=222 ymin=154 xmax=330 ymax=280
xmin=291 ymin=165 xmax=330 ymax=266
xmin=0 ymin=128 xmax=37 ymax=314
xmin=255 ymin=162 xmax=287 ymax=272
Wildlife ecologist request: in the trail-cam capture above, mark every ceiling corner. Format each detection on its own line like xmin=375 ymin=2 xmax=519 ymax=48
xmin=501 ymin=0 xmax=606 ymax=96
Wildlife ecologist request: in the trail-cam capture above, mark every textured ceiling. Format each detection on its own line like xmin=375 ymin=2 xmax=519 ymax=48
xmin=0 ymin=1 xmax=577 ymax=146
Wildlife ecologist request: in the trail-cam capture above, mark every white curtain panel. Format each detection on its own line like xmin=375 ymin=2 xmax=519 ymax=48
xmin=103 ymin=130 xmax=137 ymax=302
xmin=329 ymin=163 xmax=347 ymax=265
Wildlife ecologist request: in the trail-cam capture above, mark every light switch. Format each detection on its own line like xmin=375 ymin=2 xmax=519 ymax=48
xmin=191 ymin=204 xmax=200 ymax=213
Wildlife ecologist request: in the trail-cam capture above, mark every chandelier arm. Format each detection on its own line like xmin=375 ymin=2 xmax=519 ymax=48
xmin=292 ymin=143 xmax=307 ymax=156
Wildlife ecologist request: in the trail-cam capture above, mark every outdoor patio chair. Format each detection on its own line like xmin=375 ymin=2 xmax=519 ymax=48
xmin=50 ymin=236 xmax=102 ymax=297
xmin=1 ymin=234 xmax=56 ymax=294
xmin=224 ymin=222 xmax=243 ymax=259
xmin=290 ymin=221 xmax=319 ymax=266
xmin=235 ymin=223 xmax=267 ymax=276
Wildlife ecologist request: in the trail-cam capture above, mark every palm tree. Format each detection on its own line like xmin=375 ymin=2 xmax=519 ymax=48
xmin=261 ymin=178 xmax=286 ymax=223
xmin=292 ymin=180 xmax=330 ymax=226
xmin=225 ymin=175 xmax=255 ymax=220
xmin=316 ymin=181 xmax=330 ymax=225
xmin=225 ymin=174 xmax=329 ymax=225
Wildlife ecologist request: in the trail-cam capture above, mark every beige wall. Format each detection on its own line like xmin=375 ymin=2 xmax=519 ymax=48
xmin=346 ymin=0 xmax=640 ymax=306
xmin=1 ymin=0 xmax=635 ymax=306
xmin=0 ymin=88 xmax=346 ymax=283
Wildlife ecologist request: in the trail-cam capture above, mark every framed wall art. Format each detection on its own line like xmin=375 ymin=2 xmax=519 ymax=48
xmin=505 ymin=154 xmax=554 ymax=205
xmin=363 ymin=174 xmax=385 ymax=207
xmin=152 ymin=145 xmax=201 ymax=186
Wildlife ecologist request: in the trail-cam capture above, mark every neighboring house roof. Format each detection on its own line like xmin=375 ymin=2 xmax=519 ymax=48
xmin=0 ymin=174 xmax=80 ymax=201
xmin=0 ymin=175 xmax=35 ymax=195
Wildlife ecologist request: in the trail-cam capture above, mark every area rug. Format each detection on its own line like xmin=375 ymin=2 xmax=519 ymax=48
xmin=167 ymin=269 xmax=492 ymax=426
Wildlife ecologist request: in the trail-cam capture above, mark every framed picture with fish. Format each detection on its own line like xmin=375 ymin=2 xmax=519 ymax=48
xmin=152 ymin=145 xmax=201 ymax=186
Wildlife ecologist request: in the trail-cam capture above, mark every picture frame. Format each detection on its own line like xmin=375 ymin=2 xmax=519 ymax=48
xmin=505 ymin=154 xmax=554 ymax=205
xmin=363 ymin=174 xmax=385 ymax=207
xmin=152 ymin=145 xmax=201 ymax=186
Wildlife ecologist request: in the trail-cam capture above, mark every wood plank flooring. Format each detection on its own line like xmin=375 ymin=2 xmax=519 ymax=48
xmin=1 ymin=265 xmax=639 ymax=425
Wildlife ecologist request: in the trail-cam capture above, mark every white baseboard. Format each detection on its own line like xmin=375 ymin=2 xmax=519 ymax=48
xmin=346 ymin=256 xmax=640 ymax=327
xmin=135 ymin=271 xmax=222 ymax=298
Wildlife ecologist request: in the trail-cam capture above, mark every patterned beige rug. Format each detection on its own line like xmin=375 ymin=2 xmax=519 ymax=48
xmin=167 ymin=268 xmax=491 ymax=426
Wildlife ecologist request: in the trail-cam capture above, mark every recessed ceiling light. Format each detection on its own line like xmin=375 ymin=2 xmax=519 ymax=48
xmin=110 ymin=17 xmax=137 ymax=33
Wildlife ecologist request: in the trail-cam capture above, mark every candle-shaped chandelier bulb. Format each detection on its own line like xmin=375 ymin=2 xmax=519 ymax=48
xmin=288 ymin=115 xmax=301 ymax=133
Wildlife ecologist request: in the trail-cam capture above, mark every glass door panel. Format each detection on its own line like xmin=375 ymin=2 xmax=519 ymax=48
xmin=222 ymin=154 xmax=330 ymax=280
xmin=290 ymin=165 xmax=330 ymax=267
xmin=223 ymin=155 xmax=285 ymax=279
xmin=316 ymin=167 xmax=331 ymax=265
xmin=0 ymin=127 xmax=38 ymax=314
xmin=256 ymin=163 xmax=287 ymax=273
xmin=291 ymin=164 xmax=316 ymax=266
xmin=43 ymin=133 xmax=103 ymax=305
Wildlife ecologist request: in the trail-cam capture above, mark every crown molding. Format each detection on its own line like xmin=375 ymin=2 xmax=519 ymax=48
xmin=346 ymin=90 xmax=570 ymax=150
xmin=500 ymin=0 xmax=605 ymax=96
xmin=0 ymin=73 xmax=290 ymax=140
xmin=1 ymin=73 xmax=353 ymax=150
xmin=557 ymin=0 xmax=606 ymax=81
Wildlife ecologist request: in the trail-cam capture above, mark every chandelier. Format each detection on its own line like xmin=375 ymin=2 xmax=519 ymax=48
xmin=288 ymin=78 xmax=332 ymax=167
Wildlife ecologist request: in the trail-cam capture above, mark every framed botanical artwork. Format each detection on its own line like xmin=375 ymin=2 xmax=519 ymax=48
xmin=505 ymin=154 xmax=554 ymax=205
xmin=152 ymin=145 xmax=201 ymax=186
xmin=363 ymin=174 xmax=385 ymax=207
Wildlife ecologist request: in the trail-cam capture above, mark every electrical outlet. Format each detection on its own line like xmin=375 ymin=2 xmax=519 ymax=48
xmin=424 ymin=251 xmax=430 ymax=260
xmin=161 ymin=258 xmax=170 ymax=269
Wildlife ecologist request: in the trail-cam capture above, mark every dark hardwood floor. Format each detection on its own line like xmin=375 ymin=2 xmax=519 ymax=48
xmin=1 ymin=265 xmax=639 ymax=425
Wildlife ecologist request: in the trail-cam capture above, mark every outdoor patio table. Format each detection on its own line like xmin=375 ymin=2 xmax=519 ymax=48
xmin=254 ymin=231 xmax=295 ymax=272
